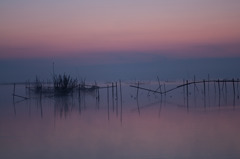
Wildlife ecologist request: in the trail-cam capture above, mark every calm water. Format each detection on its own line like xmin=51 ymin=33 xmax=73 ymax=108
xmin=1 ymin=81 xmax=240 ymax=159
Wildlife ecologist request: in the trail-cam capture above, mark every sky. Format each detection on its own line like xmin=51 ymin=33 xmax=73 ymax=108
xmin=0 ymin=0 xmax=240 ymax=82
xmin=1 ymin=0 xmax=240 ymax=58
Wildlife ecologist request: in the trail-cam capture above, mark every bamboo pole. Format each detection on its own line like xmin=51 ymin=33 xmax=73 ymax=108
xmin=233 ymin=78 xmax=236 ymax=97
xmin=98 ymin=88 xmax=100 ymax=101
xmin=136 ymin=81 xmax=140 ymax=99
xmin=112 ymin=82 xmax=114 ymax=112
xmin=130 ymin=79 xmax=240 ymax=96
xmin=13 ymin=83 xmax=16 ymax=101
xmin=137 ymin=97 xmax=140 ymax=115
xmin=237 ymin=78 xmax=239 ymax=99
xmin=115 ymin=82 xmax=118 ymax=116
xmin=130 ymin=85 xmax=162 ymax=94
xmin=107 ymin=85 xmax=110 ymax=120
xmin=194 ymin=76 xmax=196 ymax=95
xmin=13 ymin=94 xmax=29 ymax=100
xmin=208 ymin=74 xmax=210 ymax=95
xmin=203 ymin=80 xmax=206 ymax=107
xmin=164 ymin=83 xmax=166 ymax=96
xmin=233 ymin=78 xmax=236 ymax=106
xmin=214 ymin=81 xmax=216 ymax=95
xmin=218 ymin=79 xmax=221 ymax=106
xmin=186 ymin=80 xmax=189 ymax=109
xmin=120 ymin=80 xmax=123 ymax=124
xmin=157 ymin=76 xmax=161 ymax=93
xmin=115 ymin=82 xmax=118 ymax=100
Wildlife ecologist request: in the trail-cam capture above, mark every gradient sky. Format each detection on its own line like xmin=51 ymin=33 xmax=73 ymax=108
xmin=1 ymin=0 xmax=240 ymax=59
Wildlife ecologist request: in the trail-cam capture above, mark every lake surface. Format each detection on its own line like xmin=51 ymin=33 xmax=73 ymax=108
xmin=1 ymin=81 xmax=240 ymax=159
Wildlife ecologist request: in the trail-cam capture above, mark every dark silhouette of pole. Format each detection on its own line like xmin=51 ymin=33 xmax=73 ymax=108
xmin=186 ymin=80 xmax=189 ymax=110
xmin=120 ymin=80 xmax=123 ymax=124
xmin=233 ymin=78 xmax=236 ymax=106
xmin=203 ymin=80 xmax=206 ymax=107
xmin=112 ymin=82 xmax=114 ymax=112
xmin=107 ymin=85 xmax=110 ymax=120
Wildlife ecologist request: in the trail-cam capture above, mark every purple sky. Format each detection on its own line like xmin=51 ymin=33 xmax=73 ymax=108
xmin=1 ymin=0 xmax=240 ymax=59
xmin=1 ymin=0 xmax=240 ymax=82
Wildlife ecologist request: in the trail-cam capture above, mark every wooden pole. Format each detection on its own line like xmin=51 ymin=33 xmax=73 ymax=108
xmin=137 ymin=97 xmax=140 ymax=115
xmin=115 ymin=82 xmax=118 ymax=101
xmin=183 ymin=79 xmax=185 ymax=105
xmin=237 ymin=78 xmax=239 ymax=99
xmin=218 ymin=79 xmax=221 ymax=106
xmin=203 ymin=79 xmax=206 ymax=107
xmin=193 ymin=76 xmax=197 ymax=106
xmin=225 ymin=81 xmax=228 ymax=94
xmin=137 ymin=81 xmax=140 ymax=99
xmin=13 ymin=94 xmax=29 ymax=100
xmin=194 ymin=76 xmax=196 ymax=95
xmin=78 ymin=84 xmax=81 ymax=99
xmin=107 ymin=85 xmax=109 ymax=120
xmin=98 ymin=88 xmax=100 ymax=101
xmin=214 ymin=81 xmax=216 ymax=95
xmin=115 ymin=82 xmax=118 ymax=116
xmin=233 ymin=78 xmax=236 ymax=97
xmin=13 ymin=100 xmax=16 ymax=116
xmin=112 ymin=82 xmax=114 ymax=112
xmin=186 ymin=80 xmax=189 ymax=109
xmin=208 ymin=74 xmax=210 ymax=95
xmin=13 ymin=83 xmax=16 ymax=101
xmin=53 ymin=62 xmax=55 ymax=77
xmin=130 ymin=85 xmax=161 ymax=94
xmin=120 ymin=80 xmax=123 ymax=124
xmin=79 ymin=96 xmax=82 ymax=114
xmin=164 ymin=83 xmax=166 ymax=96
xmin=40 ymin=93 xmax=43 ymax=118
xmin=233 ymin=78 xmax=236 ymax=106
xmin=78 ymin=85 xmax=82 ymax=113
xmin=157 ymin=76 xmax=161 ymax=93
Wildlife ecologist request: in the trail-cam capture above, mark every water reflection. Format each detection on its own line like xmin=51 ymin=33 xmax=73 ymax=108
xmin=1 ymin=81 xmax=240 ymax=159
xmin=9 ymin=80 xmax=240 ymax=120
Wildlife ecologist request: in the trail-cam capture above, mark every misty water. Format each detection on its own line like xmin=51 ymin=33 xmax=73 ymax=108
xmin=1 ymin=81 xmax=240 ymax=159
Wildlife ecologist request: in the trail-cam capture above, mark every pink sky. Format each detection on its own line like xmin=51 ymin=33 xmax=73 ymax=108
xmin=1 ymin=0 xmax=240 ymax=58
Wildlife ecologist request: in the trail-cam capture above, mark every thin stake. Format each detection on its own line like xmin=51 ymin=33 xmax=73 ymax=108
xmin=40 ymin=93 xmax=43 ymax=118
xmin=183 ymin=79 xmax=185 ymax=105
xmin=107 ymin=85 xmax=110 ymax=120
xmin=237 ymin=78 xmax=239 ymax=99
xmin=203 ymin=79 xmax=206 ymax=107
xmin=225 ymin=81 xmax=228 ymax=104
xmin=13 ymin=83 xmax=16 ymax=94
xmin=112 ymin=82 xmax=114 ymax=112
xmin=194 ymin=76 xmax=196 ymax=95
xmin=115 ymin=82 xmax=118 ymax=116
xmin=13 ymin=83 xmax=16 ymax=101
xmin=98 ymin=88 xmax=100 ymax=101
xmin=52 ymin=62 xmax=55 ymax=77
xmin=13 ymin=99 xmax=16 ymax=116
xmin=164 ymin=83 xmax=166 ymax=96
xmin=233 ymin=78 xmax=236 ymax=106
xmin=137 ymin=98 xmax=140 ymax=115
xmin=218 ymin=79 xmax=221 ymax=107
xmin=120 ymin=80 xmax=123 ymax=124
xmin=137 ymin=81 xmax=140 ymax=99
xmin=194 ymin=76 xmax=196 ymax=106
xmin=233 ymin=78 xmax=236 ymax=97
xmin=115 ymin=82 xmax=118 ymax=101
xmin=214 ymin=81 xmax=216 ymax=95
xmin=208 ymin=74 xmax=210 ymax=95
xmin=157 ymin=76 xmax=161 ymax=93
xmin=186 ymin=80 xmax=189 ymax=109
xmin=78 ymin=84 xmax=81 ymax=99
